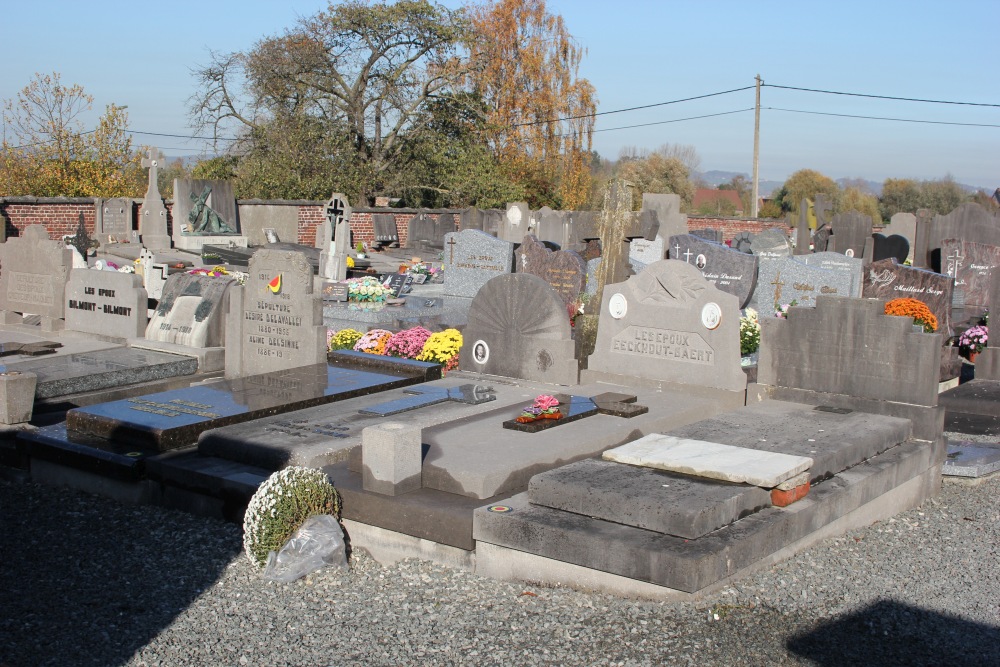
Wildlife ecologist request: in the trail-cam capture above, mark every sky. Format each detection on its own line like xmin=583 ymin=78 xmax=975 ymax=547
xmin=1 ymin=0 xmax=996 ymax=191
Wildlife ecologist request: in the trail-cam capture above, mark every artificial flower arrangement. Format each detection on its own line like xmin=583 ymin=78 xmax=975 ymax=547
xmin=515 ymin=394 xmax=562 ymax=423
xmin=353 ymin=329 xmax=393 ymax=355
xmin=884 ymin=297 xmax=938 ymax=333
xmin=385 ymin=326 xmax=432 ymax=359
xmin=242 ymin=466 xmax=341 ymax=568
xmin=185 ymin=265 xmax=248 ymax=285
xmin=774 ymin=300 xmax=798 ymax=319
xmin=405 ymin=260 xmax=439 ymax=278
xmin=347 ymin=276 xmax=391 ymax=302
xmin=566 ymin=293 xmax=590 ymax=327
xmin=957 ymin=325 xmax=988 ymax=359
xmin=740 ymin=307 xmax=761 ymax=356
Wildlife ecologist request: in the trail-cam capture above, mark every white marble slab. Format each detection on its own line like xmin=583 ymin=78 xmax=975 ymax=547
xmin=603 ymin=434 xmax=812 ymax=488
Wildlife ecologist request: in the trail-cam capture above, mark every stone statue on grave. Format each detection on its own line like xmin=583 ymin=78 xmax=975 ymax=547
xmin=188 ymin=185 xmax=236 ymax=235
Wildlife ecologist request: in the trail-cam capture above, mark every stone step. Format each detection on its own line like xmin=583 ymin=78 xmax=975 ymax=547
xmin=528 ymin=458 xmax=771 ymax=539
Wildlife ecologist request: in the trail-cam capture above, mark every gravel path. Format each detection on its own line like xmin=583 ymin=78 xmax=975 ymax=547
xmin=2 ymin=450 xmax=998 ymax=666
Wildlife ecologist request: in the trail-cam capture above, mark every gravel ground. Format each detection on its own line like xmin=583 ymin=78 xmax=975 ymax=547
xmin=1 ymin=440 xmax=998 ymax=667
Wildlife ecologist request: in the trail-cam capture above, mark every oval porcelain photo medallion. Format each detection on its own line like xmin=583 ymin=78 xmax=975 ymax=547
xmin=472 ymin=339 xmax=490 ymax=365
xmin=701 ymin=302 xmax=722 ymax=330
xmin=609 ymin=293 xmax=627 ymax=319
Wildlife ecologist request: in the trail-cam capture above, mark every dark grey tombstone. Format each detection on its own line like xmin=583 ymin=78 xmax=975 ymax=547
xmin=871 ymin=233 xmax=910 ymax=263
xmin=371 ymin=214 xmax=399 ymax=248
xmin=641 ymin=193 xmax=686 ymax=240
xmin=912 ymin=208 xmax=935 ymax=268
xmin=814 ymin=194 xmax=832 ymax=229
xmin=927 ymin=203 xmax=1000 ymax=253
xmin=0 ymin=225 xmax=73 ymax=321
xmin=68 ymin=213 xmax=93 ymax=260
xmin=437 ymin=213 xmax=457 ymax=238
xmin=441 ymin=229 xmax=515 ymax=298
xmin=812 ymin=224 xmax=832 ymax=253
xmin=515 ymin=235 xmax=587 ymax=306
xmin=570 ymin=211 xmax=600 ymax=244
xmin=862 ymin=258 xmax=954 ymax=335
xmin=830 ymin=210 xmax=872 ymax=259
xmin=138 ymin=147 xmax=171 ymax=250
xmin=690 ymin=228 xmax=723 ymax=243
xmin=96 ymin=197 xmax=134 ymax=246
xmin=756 ymin=256 xmax=854 ymax=312
xmin=758 ymin=296 xmax=941 ymax=440
xmin=731 ymin=231 xmax=754 ymax=254
xmin=939 ymin=238 xmax=1000 ymax=309
xmin=225 ymin=249 xmax=326 ymax=378
xmin=145 ymin=273 xmax=236 ymax=348
xmin=406 ymin=213 xmax=437 ymax=249
xmin=460 ymin=273 xmax=578 ymax=384
xmin=799 ymin=251 xmax=863 ymax=297
xmin=667 ymin=234 xmax=758 ymax=308
xmin=582 ymin=260 xmax=745 ymax=393
xmin=65 ymin=268 xmax=148 ymax=338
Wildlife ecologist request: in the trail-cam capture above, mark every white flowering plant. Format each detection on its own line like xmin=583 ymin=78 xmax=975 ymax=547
xmin=243 ymin=466 xmax=342 ymax=568
xmin=739 ymin=307 xmax=761 ymax=356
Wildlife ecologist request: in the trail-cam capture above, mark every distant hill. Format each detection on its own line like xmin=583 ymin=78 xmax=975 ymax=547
xmin=696 ymin=170 xmax=986 ymax=199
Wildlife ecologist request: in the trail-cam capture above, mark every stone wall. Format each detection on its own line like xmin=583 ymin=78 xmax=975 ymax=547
xmin=0 ymin=197 xmax=787 ymax=247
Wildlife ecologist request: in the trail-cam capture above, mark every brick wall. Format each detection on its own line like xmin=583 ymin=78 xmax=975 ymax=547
xmin=686 ymin=216 xmax=789 ymax=241
xmin=1 ymin=198 xmax=96 ymax=239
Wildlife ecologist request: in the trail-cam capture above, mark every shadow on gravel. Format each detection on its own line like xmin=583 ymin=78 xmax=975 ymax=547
xmin=787 ymin=598 xmax=1000 ymax=666
xmin=0 ymin=480 xmax=242 ymax=667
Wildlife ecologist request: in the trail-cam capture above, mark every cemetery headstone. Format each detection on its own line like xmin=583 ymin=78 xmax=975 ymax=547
xmin=225 ymin=249 xmax=327 ymax=378
xmin=516 ymin=235 xmax=586 ymax=306
xmin=535 ymin=208 xmax=570 ymax=248
xmin=95 ymin=197 xmax=134 ymax=246
xmin=442 ymin=229 xmax=515 ymax=298
xmin=500 ymin=202 xmax=531 ymax=242
xmin=68 ymin=212 xmax=94 ymax=260
xmin=460 ymin=273 xmax=578 ymax=384
xmin=731 ymin=231 xmax=754 ymax=254
xmin=690 ymin=228 xmax=723 ymax=243
xmin=927 ymin=203 xmax=1000 ymax=255
xmin=582 ymin=260 xmax=746 ymax=393
xmin=319 ymin=193 xmax=352 ymax=280
xmin=371 ymin=214 xmax=399 ymax=248
xmin=437 ymin=212 xmax=457 ymax=238
xmin=862 ymin=258 xmax=954 ymax=334
xmin=641 ymin=193 xmax=686 ymax=240
xmin=668 ymin=234 xmax=758 ymax=308
xmin=939 ymin=238 xmax=1000 ymax=309
xmin=172 ymin=179 xmax=244 ymax=251
xmin=138 ymin=147 xmax=171 ymax=251
xmin=481 ymin=209 xmax=503 ymax=236
xmin=628 ymin=235 xmax=666 ymax=268
xmin=871 ymin=233 xmax=910 ymax=264
xmin=799 ymin=251 xmax=863 ymax=296
xmin=883 ymin=212 xmax=916 ymax=262
xmin=794 ymin=200 xmax=811 ymax=255
xmin=830 ymin=210 xmax=872 ymax=259
xmin=912 ymin=208 xmax=934 ymax=268
xmin=65 ymin=268 xmax=148 ymax=338
xmin=460 ymin=207 xmax=484 ymax=232
xmin=568 ymin=211 xmax=600 ymax=245
xmin=756 ymin=256 xmax=854 ymax=312
xmin=405 ymin=213 xmax=443 ymax=250
xmin=751 ymin=227 xmax=793 ymax=260
xmin=972 ymin=270 xmax=1000 ymax=380
xmin=145 ymin=272 xmax=236 ymax=348
xmin=0 ymin=225 xmax=73 ymax=323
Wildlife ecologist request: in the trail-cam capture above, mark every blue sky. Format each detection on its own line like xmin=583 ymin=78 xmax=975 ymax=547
xmin=1 ymin=0 xmax=996 ymax=190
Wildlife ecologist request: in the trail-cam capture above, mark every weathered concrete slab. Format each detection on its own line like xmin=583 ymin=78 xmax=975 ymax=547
xmin=603 ymin=434 xmax=812 ymax=487
xmin=528 ymin=458 xmax=771 ymax=539
xmin=474 ymin=437 xmax=941 ymax=593
xmin=663 ymin=400 xmax=912 ymax=482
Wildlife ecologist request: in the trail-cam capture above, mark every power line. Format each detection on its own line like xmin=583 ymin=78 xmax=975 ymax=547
xmin=513 ymin=86 xmax=754 ymax=127
xmin=5 ymin=130 xmax=96 ymax=150
xmin=128 ymin=130 xmax=239 ymax=141
xmin=591 ymin=108 xmax=754 ymax=134
xmin=767 ymin=106 xmax=1000 ymax=128
xmin=763 ymin=83 xmax=1000 ymax=108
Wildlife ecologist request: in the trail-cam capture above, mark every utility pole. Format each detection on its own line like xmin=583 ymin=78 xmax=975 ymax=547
xmin=752 ymin=74 xmax=762 ymax=218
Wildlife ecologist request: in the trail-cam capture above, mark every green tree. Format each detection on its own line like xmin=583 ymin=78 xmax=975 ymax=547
xmin=837 ymin=186 xmax=882 ymax=226
xmin=879 ymin=178 xmax=921 ymax=219
xmin=615 ymin=149 xmax=696 ymax=209
xmin=190 ymin=0 xmax=468 ymax=204
xmin=775 ymin=169 xmax=839 ymax=215
xmin=919 ymin=176 xmax=967 ymax=215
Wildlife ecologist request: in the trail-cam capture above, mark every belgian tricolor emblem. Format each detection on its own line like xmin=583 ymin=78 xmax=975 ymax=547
xmin=267 ymin=274 xmax=281 ymax=294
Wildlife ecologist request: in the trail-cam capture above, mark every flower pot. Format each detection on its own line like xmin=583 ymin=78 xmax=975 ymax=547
xmin=968 ymin=352 xmax=978 ymax=364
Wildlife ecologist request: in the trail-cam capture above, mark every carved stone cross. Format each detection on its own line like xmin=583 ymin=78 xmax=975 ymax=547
xmin=141 ymin=147 xmax=165 ymax=199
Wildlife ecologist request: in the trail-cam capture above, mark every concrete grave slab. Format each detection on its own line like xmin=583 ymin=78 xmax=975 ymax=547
xmin=528 ymin=458 xmax=771 ymax=539
xmin=603 ymin=433 xmax=813 ymax=487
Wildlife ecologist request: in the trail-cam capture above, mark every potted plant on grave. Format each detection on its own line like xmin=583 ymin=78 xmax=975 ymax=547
xmin=515 ymin=394 xmax=562 ymax=423
xmin=884 ymin=297 xmax=938 ymax=333
xmin=957 ymin=325 xmax=988 ymax=363
xmin=356 ymin=241 xmax=366 ymax=259
xmin=740 ymin=307 xmax=761 ymax=366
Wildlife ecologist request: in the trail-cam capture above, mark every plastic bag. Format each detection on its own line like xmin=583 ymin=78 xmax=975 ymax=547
xmin=262 ymin=514 xmax=348 ymax=582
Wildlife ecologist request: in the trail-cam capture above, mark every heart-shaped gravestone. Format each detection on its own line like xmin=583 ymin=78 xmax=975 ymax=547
xmin=871 ymin=233 xmax=910 ymax=263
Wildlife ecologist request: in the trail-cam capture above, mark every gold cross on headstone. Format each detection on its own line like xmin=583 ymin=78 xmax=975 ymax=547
xmin=447 ymin=236 xmax=458 ymax=263
xmin=770 ymin=270 xmax=785 ymax=303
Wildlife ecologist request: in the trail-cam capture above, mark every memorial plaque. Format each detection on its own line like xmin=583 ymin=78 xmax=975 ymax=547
xmin=940 ymin=238 xmax=1000 ymax=309
xmin=97 ymin=197 xmax=133 ymax=243
xmin=227 ymin=249 xmax=327 ymax=377
xmin=146 ymin=273 xmax=236 ymax=348
xmin=65 ymin=269 xmax=148 ymax=338
xmin=756 ymin=257 xmax=853 ymax=312
xmin=863 ymin=258 xmax=954 ymax=334
xmin=667 ymin=234 xmax=758 ymax=308
xmin=385 ymin=273 xmax=413 ymax=297
xmin=322 ymin=282 xmax=349 ymax=302
xmin=799 ymin=251 xmax=863 ymax=296
xmin=0 ymin=225 xmax=73 ymax=320
xmin=516 ymin=235 xmax=586 ymax=306
xmin=442 ymin=229 xmax=515 ymax=298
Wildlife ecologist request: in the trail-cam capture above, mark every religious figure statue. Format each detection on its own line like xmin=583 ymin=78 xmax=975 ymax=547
xmin=188 ymin=185 xmax=236 ymax=234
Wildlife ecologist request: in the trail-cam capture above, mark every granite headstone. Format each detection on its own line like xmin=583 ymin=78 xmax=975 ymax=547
xmin=871 ymin=234 xmax=910 ymax=264
xmin=731 ymin=231 xmax=754 ymax=254
xmin=756 ymin=256 xmax=854 ymax=312
xmin=371 ymin=214 xmax=399 ymax=248
xmin=751 ymin=227 xmax=793 ymax=260
xmin=799 ymin=251 xmax=863 ymax=296
xmin=862 ymin=258 xmax=954 ymax=334
xmin=830 ymin=210 xmax=872 ymax=258
xmin=516 ymin=235 xmax=586 ymax=306
xmin=668 ymin=234 xmax=758 ymax=308
xmin=65 ymin=269 xmax=148 ymax=338
xmin=883 ymin=212 xmax=916 ymax=262
xmin=138 ymin=147 xmax=171 ymax=250
xmin=95 ymin=197 xmax=134 ymax=245
xmin=442 ymin=229 xmax=515 ymax=298
xmin=939 ymin=238 xmax=1000 ymax=309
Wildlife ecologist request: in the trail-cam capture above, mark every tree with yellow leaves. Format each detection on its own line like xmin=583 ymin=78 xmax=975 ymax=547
xmin=465 ymin=0 xmax=597 ymax=209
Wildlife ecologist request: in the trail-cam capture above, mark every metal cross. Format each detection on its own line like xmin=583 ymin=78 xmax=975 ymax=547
xmin=447 ymin=236 xmax=458 ymax=263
